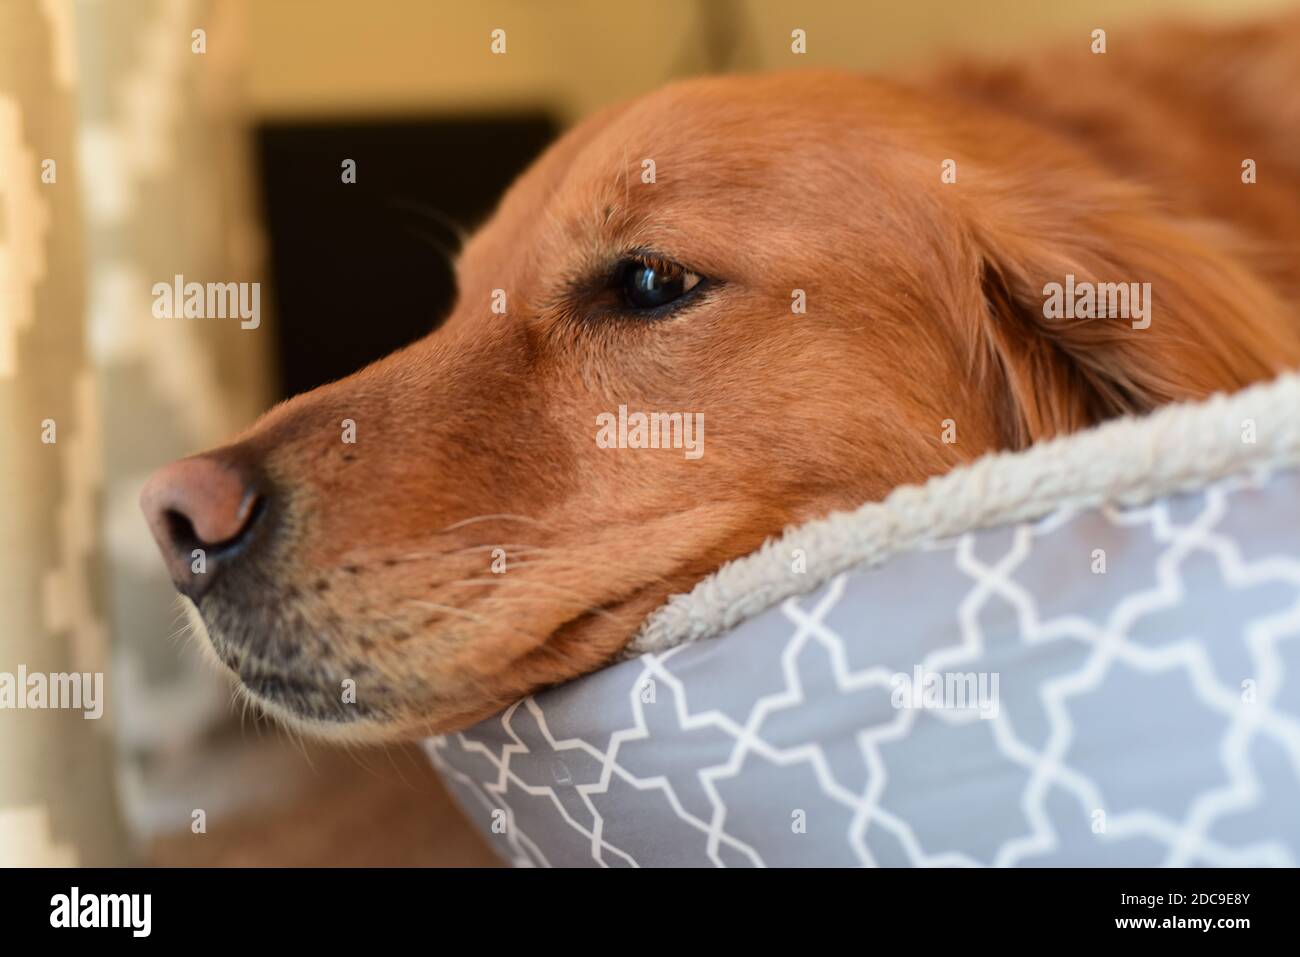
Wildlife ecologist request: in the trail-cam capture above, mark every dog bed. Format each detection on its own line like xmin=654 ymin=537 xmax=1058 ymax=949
xmin=427 ymin=373 xmax=1300 ymax=866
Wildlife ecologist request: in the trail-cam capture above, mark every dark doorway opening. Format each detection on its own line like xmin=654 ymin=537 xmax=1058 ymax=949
xmin=255 ymin=114 xmax=560 ymax=399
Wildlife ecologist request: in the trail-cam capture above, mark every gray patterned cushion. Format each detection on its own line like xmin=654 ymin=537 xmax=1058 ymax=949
xmin=428 ymin=466 xmax=1300 ymax=867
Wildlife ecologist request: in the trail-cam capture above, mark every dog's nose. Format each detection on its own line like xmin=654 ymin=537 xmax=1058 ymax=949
xmin=139 ymin=455 xmax=264 ymax=601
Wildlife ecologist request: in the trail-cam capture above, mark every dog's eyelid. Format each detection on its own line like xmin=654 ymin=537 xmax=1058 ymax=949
xmin=610 ymin=249 xmax=708 ymax=286
xmin=619 ymin=246 xmax=697 ymax=271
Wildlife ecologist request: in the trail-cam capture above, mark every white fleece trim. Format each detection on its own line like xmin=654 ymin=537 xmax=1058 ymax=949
xmin=628 ymin=372 xmax=1300 ymax=656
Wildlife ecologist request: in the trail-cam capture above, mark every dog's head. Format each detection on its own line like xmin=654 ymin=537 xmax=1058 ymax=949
xmin=141 ymin=72 xmax=1300 ymax=740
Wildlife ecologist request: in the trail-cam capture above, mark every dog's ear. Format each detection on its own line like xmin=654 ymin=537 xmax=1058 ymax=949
xmin=966 ymin=188 xmax=1300 ymax=448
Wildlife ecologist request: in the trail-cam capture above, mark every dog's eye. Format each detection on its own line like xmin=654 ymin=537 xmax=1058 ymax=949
xmin=619 ymin=256 xmax=702 ymax=311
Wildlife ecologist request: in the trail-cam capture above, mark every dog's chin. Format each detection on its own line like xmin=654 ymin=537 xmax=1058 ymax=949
xmin=237 ymin=689 xmax=418 ymax=745
xmin=178 ymin=598 xmax=421 ymax=744
xmin=175 ymin=578 xmax=651 ymax=743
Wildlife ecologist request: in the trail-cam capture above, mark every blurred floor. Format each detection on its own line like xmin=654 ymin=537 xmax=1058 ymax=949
xmin=144 ymin=738 xmax=499 ymax=867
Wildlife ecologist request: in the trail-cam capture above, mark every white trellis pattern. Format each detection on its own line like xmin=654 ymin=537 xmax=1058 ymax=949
xmin=428 ymin=467 xmax=1300 ymax=867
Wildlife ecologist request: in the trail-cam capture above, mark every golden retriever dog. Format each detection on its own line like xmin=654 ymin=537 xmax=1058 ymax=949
xmin=141 ymin=16 xmax=1300 ymax=740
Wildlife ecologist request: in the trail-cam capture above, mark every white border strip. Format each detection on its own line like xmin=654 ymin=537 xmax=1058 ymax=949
xmin=629 ymin=372 xmax=1300 ymax=655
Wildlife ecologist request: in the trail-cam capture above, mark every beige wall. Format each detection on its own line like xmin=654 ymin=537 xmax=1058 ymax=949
xmin=245 ymin=0 xmax=1300 ymax=122
xmin=1 ymin=0 xmax=126 ymax=866
xmin=2 ymin=0 xmax=276 ymax=863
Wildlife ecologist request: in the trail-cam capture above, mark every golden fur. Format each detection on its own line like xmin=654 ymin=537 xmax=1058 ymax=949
xmin=160 ymin=16 xmax=1300 ymax=740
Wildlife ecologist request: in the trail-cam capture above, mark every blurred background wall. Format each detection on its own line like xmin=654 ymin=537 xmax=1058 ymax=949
xmin=2 ymin=0 xmax=1296 ymax=867
xmin=1 ymin=0 xmax=125 ymax=867
xmin=242 ymin=0 xmax=1299 ymax=122
xmin=2 ymin=0 xmax=272 ymax=865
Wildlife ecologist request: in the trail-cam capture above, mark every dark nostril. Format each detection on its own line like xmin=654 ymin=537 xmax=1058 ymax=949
xmin=162 ymin=497 xmax=263 ymax=555
xmin=163 ymin=509 xmax=200 ymax=550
